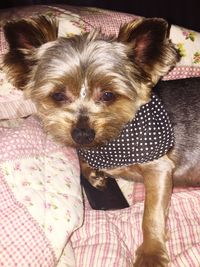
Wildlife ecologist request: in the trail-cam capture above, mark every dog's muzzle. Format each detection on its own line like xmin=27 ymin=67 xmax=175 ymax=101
xmin=71 ymin=127 xmax=95 ymax=145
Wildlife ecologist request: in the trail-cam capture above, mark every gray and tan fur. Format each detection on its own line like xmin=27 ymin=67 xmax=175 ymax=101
xmin=3 ymin=15 xmax=200 ymax=266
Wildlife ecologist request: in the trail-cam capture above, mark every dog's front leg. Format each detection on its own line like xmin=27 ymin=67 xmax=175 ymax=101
xmin=80 ymin=159 xmax=107 ymax=190
xmin=134 ymin=155 xmax=174 ymax=267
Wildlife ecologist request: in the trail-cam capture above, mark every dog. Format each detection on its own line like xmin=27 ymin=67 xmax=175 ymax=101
xmin=3 ymin=15 xmax=200 ymax=266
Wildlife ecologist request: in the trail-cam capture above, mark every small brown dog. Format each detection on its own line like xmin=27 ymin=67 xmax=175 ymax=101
xmin=3 ymin=16 xmax=200 ymax=266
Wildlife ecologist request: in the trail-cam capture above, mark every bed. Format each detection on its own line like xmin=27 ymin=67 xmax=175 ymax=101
xmin=0 ymin=4 xmax=200 ymax=267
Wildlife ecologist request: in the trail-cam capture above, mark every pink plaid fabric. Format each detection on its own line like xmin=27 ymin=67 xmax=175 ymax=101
xmin=79 ymin=9 xmax=139 ymax=36
xmin=0 ymin=116 xmax=62 ymax=162
xmin=164 ymin=66 xmax=200 ymax=81
xmin=0 ymin=116 xmax=82 ymax=266
xmin=0 ymin=98 xmax=37 ymax=120
xmin=0 ymin=172 xmax=56 ymax=266
xmin=71 ymin=187 xmax=200 ymax=267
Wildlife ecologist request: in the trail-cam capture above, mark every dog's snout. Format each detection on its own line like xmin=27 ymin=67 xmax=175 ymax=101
xmin=71 ymin=115 xmax=95 ymax=145
xmin=71 ymin=127 xmax=95 ymax=145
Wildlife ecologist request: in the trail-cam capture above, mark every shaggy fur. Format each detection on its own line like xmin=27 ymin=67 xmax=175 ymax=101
xmin=3 ymin=15 xmax=200 ymax=266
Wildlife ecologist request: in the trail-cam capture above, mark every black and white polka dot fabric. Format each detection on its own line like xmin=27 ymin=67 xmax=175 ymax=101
xmin=78 ymin=94 xmax=174 ymax=170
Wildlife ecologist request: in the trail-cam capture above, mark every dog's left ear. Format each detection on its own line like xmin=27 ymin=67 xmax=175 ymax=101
xmin=3 ymin=16 xmax=58 ymax=89
xmin=118 ymin=18 xmax=179 ymax=85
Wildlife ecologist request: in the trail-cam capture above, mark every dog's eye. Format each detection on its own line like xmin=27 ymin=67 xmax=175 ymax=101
xmin=100 ymin=92 xmax=116 ymax=102
xmin=51 ymin=92 xmax=66 ymax=102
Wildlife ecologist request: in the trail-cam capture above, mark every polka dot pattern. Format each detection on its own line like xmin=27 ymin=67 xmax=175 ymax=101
xmin=78 ymin=94 xmax=174 ymax=169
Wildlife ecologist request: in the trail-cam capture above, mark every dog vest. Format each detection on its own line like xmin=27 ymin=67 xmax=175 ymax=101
xmin=78 ymin=94 xmax=174 ymax=170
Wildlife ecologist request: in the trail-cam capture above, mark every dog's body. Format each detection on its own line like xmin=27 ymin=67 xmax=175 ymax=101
xmin=154 ymin=78 xmax=200 ymax=187
xmin=101 ymin=78 xmax=200 ymax=187
xmin=3 ymin=16 xmax=200 ymax=266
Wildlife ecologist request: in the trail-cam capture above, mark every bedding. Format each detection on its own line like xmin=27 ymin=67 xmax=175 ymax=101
xmin=71 ymin=187 xmax=200 ymax=267
xmin=0 ymin=4 xmax=200 ymax=267
xmin=0 ymin=116 xmax=83 ymax=266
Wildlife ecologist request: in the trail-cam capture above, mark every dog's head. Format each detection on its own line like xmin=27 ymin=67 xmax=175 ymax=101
xmin=3 ymin=16 xmax=179 ymax=147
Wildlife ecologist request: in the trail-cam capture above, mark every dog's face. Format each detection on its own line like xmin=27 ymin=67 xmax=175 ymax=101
xmin=3 ymin=16 xmax=179 ymax=148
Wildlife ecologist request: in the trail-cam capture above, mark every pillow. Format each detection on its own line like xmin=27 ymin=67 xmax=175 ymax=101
xmin=0 ymin=5 xmax=200 ymax=120
xmin=0 ymin=116 xmax=83 ymax=266
xmin=0 ymin=70 xmax=37 ymax=119
xmin=76 ymin=7 xmax=200 ymax=80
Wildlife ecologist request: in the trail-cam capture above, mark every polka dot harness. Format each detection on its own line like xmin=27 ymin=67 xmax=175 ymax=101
xmin=78 ymin=94 xmax=174 ymax=170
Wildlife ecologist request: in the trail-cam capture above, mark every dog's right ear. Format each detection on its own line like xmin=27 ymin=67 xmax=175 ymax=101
xmin=3 ymin=16 xmax=58 ymax=89
xmin=117 ymin=18 xmax=179 ymax=86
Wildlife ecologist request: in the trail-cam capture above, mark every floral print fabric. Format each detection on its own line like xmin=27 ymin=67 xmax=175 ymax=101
xmin=0 ymin=116 xmax=83 ymax=266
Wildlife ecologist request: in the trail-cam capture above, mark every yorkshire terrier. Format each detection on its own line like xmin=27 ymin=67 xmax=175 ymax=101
xmin=3 ymin=15 xmax=200 ymax=266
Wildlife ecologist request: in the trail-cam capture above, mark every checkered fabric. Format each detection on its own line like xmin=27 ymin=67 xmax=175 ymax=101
xmin=71 ymin=185 xmax=200 ymax=267
xmin=0 ymin=116 xmax=83 ymax=267
xmin=0 ymin=172 xmax=56 ymax=267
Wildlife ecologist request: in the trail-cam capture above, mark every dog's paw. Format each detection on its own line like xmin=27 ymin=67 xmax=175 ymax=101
xmin=134 ymin=242 xmax=169 ymax=267
xmin=88 ymin=170 xmax=108 ymax=190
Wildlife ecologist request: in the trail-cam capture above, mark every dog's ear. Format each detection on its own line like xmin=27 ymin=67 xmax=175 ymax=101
xmin=118 ymin=18 xmax=179 ymax=85
xmin=3 ymin=16 xmax=58 ymax=89
xmin=4 ymin=15 xmax=58 ymax=50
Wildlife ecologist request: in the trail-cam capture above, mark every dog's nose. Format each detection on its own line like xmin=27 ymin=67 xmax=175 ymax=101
xmin=71 ymin=127 xmax=95 ymax=145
